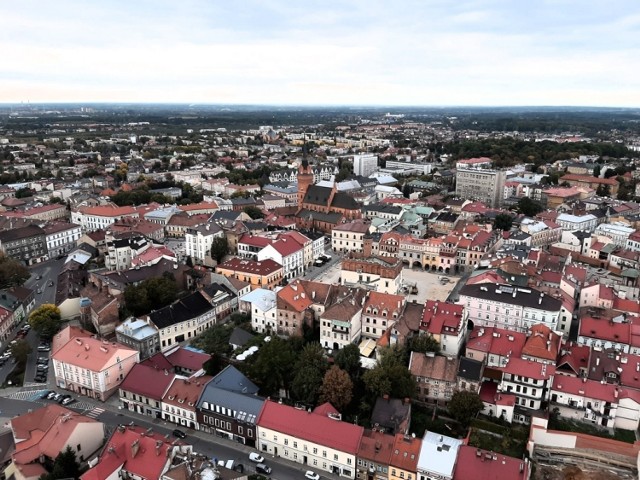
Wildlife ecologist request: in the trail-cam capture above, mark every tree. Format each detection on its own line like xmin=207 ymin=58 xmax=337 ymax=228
xmin=11 ymin=339 xmax=32 ymax=364
xmin=362 ymin=346 xmax=415 ymax=400
xmin=516 ymin=197 xmax=543 ymax=217
xmin=40 ymin=445 xmax=81 ymax=480
xmin=123 ymin=276 xmax=178 ymax=317
xmin=406 ymin=334 xmax=441 ymax=354
xmin=334 ymin=343 xmax=362 ymax=380
xmin=593 ymin=164 xmax=601 ymax=178
xmin=291 ymin=343 xmax=329 ymax=406
xmin=29 ymin=304 xmax=62 ymax=339
xmin=0 ymin=253 xmax=30 ymax=288
xmin=210 ymin=236 xmax=230 ymax=263
xmin=447 ymin=391 xmax=483 ymax=427
xmin=248 ymin=336 xmax=296 ymax=397
xmin=243 ymin=206 xmax=265 ymax=220
xmin=492 ymin=213 xmax=513 ymax=232
xmin=319 ymin=366 xmax=353 ymax=411
xmin=596 ymin=183 xmax=611 ymax=197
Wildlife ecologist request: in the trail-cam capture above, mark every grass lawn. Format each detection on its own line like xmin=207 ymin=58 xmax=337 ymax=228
xmin=550 ymin=415 xmax=636 ymax=444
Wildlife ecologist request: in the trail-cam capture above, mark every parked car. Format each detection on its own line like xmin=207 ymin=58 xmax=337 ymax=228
xmin=57 ymin=394 xmax=70 ymax=404
xmin=256 ymin=464 xmax=272 ymax=475
xmin=305 ymin=471 xmax=320 ymax=480
xmin=37 ymin=364 xmax=49 ymax=371
xmin=0 ymin=352 xmax=10 ymax=361
xmin=52 ymin=393 xmax=63 ymax=401
xmin=34 ymin=376 xmax=47 ymax=383
xmin=249 ymin=452 xmax=264 ymax=463
xmin=48 ymin=280 xmax=54 ymax=287
xmin=37 ymin=345 xmax=51 ymax=352
xmin=37 ymin=358 xmax=48 ymax=365
xmin=172 ymin=429 xmax=187 ymax=439
xmin=47 ymin=392 xmax=57 ymax=399
xmin=62 ymin=397 xmax=75 ymax=406
xmin=40 ymin=390 xmax=52 ymax=399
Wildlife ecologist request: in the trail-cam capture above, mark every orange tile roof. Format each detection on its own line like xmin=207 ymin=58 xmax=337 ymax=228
xmin=52 ymin=327 xmax=138 ymax=371
xmin=278 ymin=280 xmax=314 ymax=312
xmin=389 ymin=433 xmax=421 ymax=471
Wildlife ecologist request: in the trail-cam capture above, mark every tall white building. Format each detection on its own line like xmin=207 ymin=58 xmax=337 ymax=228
xmin=185 ymin=223 xmax=224 ymax=266
xmin=353 ymin=154 xmax=378 ymax=177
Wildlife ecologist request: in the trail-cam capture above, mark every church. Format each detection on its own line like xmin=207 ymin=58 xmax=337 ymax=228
xmin=295 ymin=159 xmax=362 ymax=233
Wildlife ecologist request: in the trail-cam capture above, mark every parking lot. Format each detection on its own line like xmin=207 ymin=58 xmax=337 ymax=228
xmin=401 ymin=268 xmax=460 ymax=303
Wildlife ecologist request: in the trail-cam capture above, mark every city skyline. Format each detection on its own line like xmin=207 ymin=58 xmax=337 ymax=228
xmin=1 ymin=0 xmax=639 ymax=107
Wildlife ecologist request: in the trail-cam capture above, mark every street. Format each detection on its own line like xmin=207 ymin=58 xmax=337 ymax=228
xmin=0 ymin=394 xmax=329 ymax=480
xmin=0 ymin=258 xmax=65 ymax=386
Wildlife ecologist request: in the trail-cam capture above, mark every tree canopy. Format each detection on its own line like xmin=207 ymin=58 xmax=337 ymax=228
xmin=123 ymin=274 xmax=179 ymax=317
xmin=492 ymin=213 xmax=514 ymax=232
xmin=447 ymin=391 xmax=484 ymax=427
xmin=11 ymin=339 xmax=32 ymax=364
xmin=334 ymin=343 xmax=362 ymax=380
xmin=246 ymin=336 xmax=296 ymax=397
xmin=39 ymin=445 xmax=81 ymax=480
xmin=516 ymin=197 xmax=543 ymax=217
xmin=362 ymin=346 xmax=415 ymax=400
xmin=0 ymin=253 xmax=30 ymax=289
xmin=243 ymin=206 xmax=265 ymax=220
xmin=291 ymin=343 xmax=329 ymax=406
xmin=210 ymin=237 xmax=230 ymax=263
xmin=319 ymin=366 xmax=353 ymax=411
xmin=29 ymin=304 xmax=62 ymax=339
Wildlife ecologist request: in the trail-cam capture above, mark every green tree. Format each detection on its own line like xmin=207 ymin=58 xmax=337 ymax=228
xmin=123 ymin=276 xmax=178 ymax=317
xmin=407 ymin=334 xmax=441 ymax=354
xmin=596 ymin=183 xmax=611 ymax=197
xmin=319 ymin=366 xmax=353 ymax=411
xmin=447 ymin=390 xmax=484 ymax=427
xmin=243 ymin=206 xmax=265 ymax=220
xmin=210 ymin=236 xmax=230 ymax=263
xmin=362 ymin=346 xmax=415 ymax=400
xmin=11 ymin=339 xmax=32 ymax=364
xmin=492 ymin=213 xmax=513 ymax=232
xmin=593 ymin=164 xmax=601 ymax=178
xmin=29 ymin=304 xmax=62 ymax=339
xmin=0 ymin=253 xmax=30 ymax=288
xmin=516 ymin=197 xmax=543 ymax=217
xmin=334 ymin=343 xmax=362 ymax=380
xmin=291 ymin=343 xmax=329 ymax=406
xmin=40 ymin=445 xmax=81 ymax=480
xmin=248 ymin=336 xmax=295 ymax=397
xmin=193 ymin=324 xmax=233 ymax=356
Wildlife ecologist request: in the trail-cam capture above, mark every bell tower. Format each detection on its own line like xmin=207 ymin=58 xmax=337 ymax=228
xmin=297 ymin=158 xmax=313 ymax=207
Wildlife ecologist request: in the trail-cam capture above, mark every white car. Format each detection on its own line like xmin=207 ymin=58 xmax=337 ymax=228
xmin=249 ymin=452 xmax=264 ymax=463
xmin=305 ymin=471 xmax=320 ymax=480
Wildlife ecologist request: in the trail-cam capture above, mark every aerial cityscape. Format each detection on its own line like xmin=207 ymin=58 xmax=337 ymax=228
xmin=1 ymin=2 xmax=640 ymax=480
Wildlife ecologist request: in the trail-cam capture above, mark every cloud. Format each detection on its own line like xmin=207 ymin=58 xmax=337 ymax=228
xmin=1 ymin=0 xmax=639 ymax=106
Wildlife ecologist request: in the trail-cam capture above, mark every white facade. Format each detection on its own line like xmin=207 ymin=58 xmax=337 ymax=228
xmin=353 ymin=154 xmax=378 ymax=177
xmin=185 ymin=225 xmax=225 ymax=265
xmin=257 ymin=424 xmax=358 ymax=478
xmin=320 ymin=309 xmax=363 ymax=350
xmin=459 ymin=285 xmax=562 ymax=334
xmin=157 ymin=309 xmax=216 ymax=351
xmin=556 ymin=213 xmax=598 ymax=232
xmin=594 ymin=223 xmax=636 ymax=247
xmin=241 ymin=288 xmax=278 ymax=334
xmin=332 ymin=228 xmax=367 ymax=254
xmin=257 ymin=244 xmax=304 ymax=280
xmin=45 ymin=224 xmax=82 ymax=258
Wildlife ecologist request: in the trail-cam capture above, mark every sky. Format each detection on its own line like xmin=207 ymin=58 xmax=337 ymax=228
xmin=1 ymin=0 xmax=639 ymax=107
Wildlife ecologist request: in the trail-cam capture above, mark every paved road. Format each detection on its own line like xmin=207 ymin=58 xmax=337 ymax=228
xmin=25 ymin=258 xmax=65 ymax=307
xmin=302 ymin=254 xmax=341 ymax=281
xmin=0 ymin=395 xmax=330 ymax=480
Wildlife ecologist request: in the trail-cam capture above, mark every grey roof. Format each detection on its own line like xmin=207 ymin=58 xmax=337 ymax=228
xmin=459 ymin=283 xmax=562 ymax=311
xmin=229 ymin=327 xmax=255 ymax=348
xmin=149 ymin=292 xmax=213 ymax=329
xmin=197 ymin=385 xmax=265 ymax=424
xmin=296 ymin=209 xmax=342 ymax=224
xmin=208 ymin=365 xmax=259 ymax=394
xmin=371 ymin=397 xmax=411 ymax=435
xmin=0 ymin=224 xmax=45 ymax=242
xmin=457 ymin=357 xmax=483 ymax=381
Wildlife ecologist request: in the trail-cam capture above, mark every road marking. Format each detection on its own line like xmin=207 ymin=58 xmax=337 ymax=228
xmin=85 ymin=407 xmax=105 ymax=419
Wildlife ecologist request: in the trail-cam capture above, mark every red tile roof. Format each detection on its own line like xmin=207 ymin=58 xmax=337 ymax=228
xmin=497 ymin=357 xmax=555 ymax=380
xmin=521 ymin=324 xmax=561 ymax=362
xmin=166 ymin=347 xmax=211 ymax=372
xmin=81 ymin=424 xmax=179 ymax=480
xmin=119 ymin=363 xmax=175 ymax=400
xmin=420 ymin=300 xmax=464 ymax=336
xmin=579 ymin=316 xmax=630 ymax=345
xmin=162 ymin=375 xmax=212 ymax=409
xmin=53 ymin=333 xmax=139 ymax=372
xmin=453 ymin=445 xmax=528 ymax=480
xmin=389 ymin=433 xmax=421 ymax=471
xmin=256 ymin=400 xmax=363 ymax=454
xmin=466 ymin=326 xmax=526 ymax=358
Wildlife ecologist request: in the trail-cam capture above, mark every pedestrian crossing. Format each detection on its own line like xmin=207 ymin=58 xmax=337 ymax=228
xmin=84 ymin=407 xmax=105 ymax=419
xmin=3 ymin=390 xmax=47 ymax=401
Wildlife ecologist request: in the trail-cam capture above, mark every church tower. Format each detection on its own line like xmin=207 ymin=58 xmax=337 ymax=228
xmin=297 ymin=158 xmax=314 ymax=207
